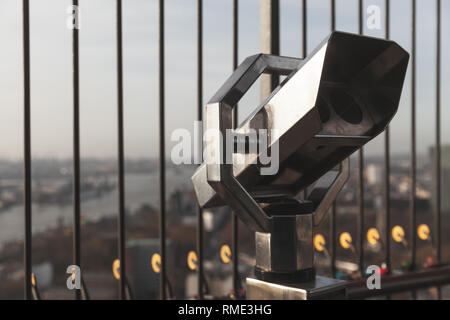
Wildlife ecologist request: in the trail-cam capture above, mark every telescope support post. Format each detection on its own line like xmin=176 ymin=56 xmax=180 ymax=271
xmin=247 ymin=199 xmax=347 ymax=300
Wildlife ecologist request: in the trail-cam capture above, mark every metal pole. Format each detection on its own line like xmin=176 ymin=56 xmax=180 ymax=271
xmin=330 ymin=0 xmax=337 ymax=279
xmin=158 ymin=0 xmax=167 ymax=300
xmin=410 ymin=1 xmax=417 ymax=299
xmin=299 ymin=0 xmax=307 ymax=202
xmin=260 ymin=0 xmax=280 ymax=99
xmin=232 ymin=0 xmax=240 ymax=297
xmin=357 ymin=0 xmax=365 ymax=277
xmin=197 ymin=0 xmax=204 ymax=300
xmin=435 ymin=0 xmax=442 ymax=300
xmin=116 ymin=0 xmax=126 ymax=300
xmin=22 ymin=0 xmax=32 ymax=301
xmin=384 ymin=0 xmax=391 ymax=274
xmin=410 ymin=0 xmax=417 ymax=272
xmin=302 ymin=0 xmax=307 ymax=59
xmin=72 ymin=0 xmax=81 ymax=301
xmin=331 ymin=0 xmax=335 ymax=31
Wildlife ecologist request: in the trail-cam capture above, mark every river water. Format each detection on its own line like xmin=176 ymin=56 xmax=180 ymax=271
xmin=0 ymin=168 xmax=195 ymax=243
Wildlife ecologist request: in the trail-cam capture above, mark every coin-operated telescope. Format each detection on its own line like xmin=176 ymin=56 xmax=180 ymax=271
xmin=192 ymin=32 xmax=409 ymax=299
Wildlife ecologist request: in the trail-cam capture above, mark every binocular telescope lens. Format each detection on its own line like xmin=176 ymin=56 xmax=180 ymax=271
xmin=329 ymin=90 xmax=363 ymax=125
xmin=317 ymin=89 xmax=363 ymax=126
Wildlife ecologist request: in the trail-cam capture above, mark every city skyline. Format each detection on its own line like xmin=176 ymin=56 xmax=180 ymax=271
xmin=0 ymin=0 xmax=449 ymax=160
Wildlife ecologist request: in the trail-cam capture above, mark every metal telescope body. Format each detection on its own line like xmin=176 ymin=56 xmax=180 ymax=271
xmin=191 ymin=31 xmax=409 ymax=299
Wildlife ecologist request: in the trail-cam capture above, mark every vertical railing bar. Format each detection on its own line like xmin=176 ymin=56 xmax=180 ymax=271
xmin=271 ymin=0 xmax=279 ymax=89
xmin=231 ymin=214 xmax=239 ymax=296
xmin=410 ymin=0 xmax=417 ymax=272
xmin=302 ymin=0 xmax=307 ymax=58
xmin=158 ymin=0 xmax=167 ymax=300
xmin=410 ymin=0 xmax=417 ymax=300
xmin=384 ymin=1 xmax=392 ymax=300
xmin=116 ymin=0 xmax=126 ymax=300
xmin=384 ymin=0 xmax=391 ymax=274
xmin=196 ymin=0 xmax=204 ymax=300
xmin=357 ymin=0 xmax=365 ymax=278
xmin=72 ymin=0 xmax=81 ymax=301
xmin=330 ymin=0 xmax=337 ymax=279
xmin=22 ymin=0 xmax=32 ymax=301
xmin=435 ymin=0 xmax=442 ymax=300
xmin=299 ymin=0 xmax=307 ymax=201
xmin=260 ymin=0 xmax=279 ymax=100
xmin=232 ymin=0 xmax=240 ymax=298
xmin=330 ymin=0 xmax=335 ymax=31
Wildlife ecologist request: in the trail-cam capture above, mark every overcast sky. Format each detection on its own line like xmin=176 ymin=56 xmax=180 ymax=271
xmin=0 ymin=0 xmax=448 ymax=160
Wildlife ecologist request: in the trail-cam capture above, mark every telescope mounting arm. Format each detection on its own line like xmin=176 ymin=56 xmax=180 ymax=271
xmin=204 ymin=53 xmax=349 ymax=233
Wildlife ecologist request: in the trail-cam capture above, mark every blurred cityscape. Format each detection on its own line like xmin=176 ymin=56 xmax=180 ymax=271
xmin=0 ymin=145 xmax=449 ymax=299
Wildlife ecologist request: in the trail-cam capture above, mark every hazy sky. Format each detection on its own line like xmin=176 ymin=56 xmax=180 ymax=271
xmin=0 ymin=0 xmax=448 ymax=160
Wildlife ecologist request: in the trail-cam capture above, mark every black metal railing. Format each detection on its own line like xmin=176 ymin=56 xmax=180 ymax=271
xmin=22 ymin=0 xmax=32 ymax=301
xmin=71 ymin=0 xmax=81 ymax=302
xmin=15 ymin=0 xmax=448 ymax=300
xmin=158 ymin=0 xmax=167 ymax=300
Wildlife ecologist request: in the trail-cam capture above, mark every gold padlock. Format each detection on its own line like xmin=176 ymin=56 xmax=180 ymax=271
xmin=187 ymin=251 xmax=198 ymax=271
xmin=220 ymin=245 xmax=232 ymax=264
xmin=367 ymin=228 xmax=380 ymax=246
xmin=339 ymin=232 xmax=352 ymax=250
xmin=151 ymin=253 xmax=162 ymax=273
xmin=314 ymin=234 xmax=326 ymax=252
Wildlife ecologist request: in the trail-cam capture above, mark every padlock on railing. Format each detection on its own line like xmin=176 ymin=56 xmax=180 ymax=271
xmin=112 ymin=259 xmax=133 ymax=300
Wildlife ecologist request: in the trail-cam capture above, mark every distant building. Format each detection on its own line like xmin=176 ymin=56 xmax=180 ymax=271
xmin=430 ymin=145 xmax=450 ymax=212
xmin=365 ymin=164 xmax=383 ymax=186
